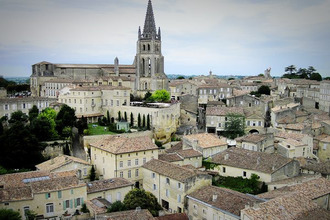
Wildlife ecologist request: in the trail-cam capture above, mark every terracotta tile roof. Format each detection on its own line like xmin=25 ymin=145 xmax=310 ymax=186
xmin=242 ymin=194 xmax=324 ymax=220
xmin=86 ymin=198 xmax=111 ymax=214
xmin=87 ymin=178 xmax=133 ymax=194
xmin=0 ymin=186 xmax=33 ymax=202
xmin=198 ymin=82 xmax=231 ymax=88
xmin=154 ymin=213 xmax=189 ymax=220
xmin=90 ymin=136 xmax=158 ymax=154
xmin=158 ymin=153 xmax=183 ymax=162
xmin=165 ymin=142 xmax=183 ymax=153
xmin=176 ymin=149 xmax=202 ymax=158
xmin=36 ymin=155 xmax=90 ymax=171
xmin=211 ymin=147 xmax=293 ymax=174
xmin=30 ymin=176 xmax=84 ymax=193
xmin=274 ymin=132 xmax=306 ymax=141
xmin=98 ymin=209 xmax=154 ymax=220
xmin=142 ymin=159 xmax=210 ymax=182
xmin=258 ymin=177 xmax=330 ymax=200
xmin=187 ymin=186 xmax=263 ymax=217
xmin=236 ymin=134 xmax=266 ymax=144
xmin=184 ymin=133 xmax=227 ymax=149
xmin=271 ymin=103 xmax=299 ymax=113
xmin=281 ymin=138 xmax=305 ymax=147
xmin=285 ymin=123 xmax=309 ymax=131
xmin=206 ymin=106 xmax=244 ymax=116
xmin=267 ymin=174 xmax=320 ymax=185
xmin=232 ymin=89 xmax=250 ymax=97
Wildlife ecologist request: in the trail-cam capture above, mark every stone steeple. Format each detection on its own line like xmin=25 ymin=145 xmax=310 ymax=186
xmin=141 ymin=0 xmax=160 ymax=40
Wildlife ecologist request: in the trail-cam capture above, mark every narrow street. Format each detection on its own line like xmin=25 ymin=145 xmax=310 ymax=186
xmin=71 ymin=127 xmax=87 ymax=161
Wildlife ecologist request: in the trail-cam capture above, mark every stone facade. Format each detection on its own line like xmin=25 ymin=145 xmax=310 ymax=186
xmin=319 ymin=80 xmax=330 ymax=113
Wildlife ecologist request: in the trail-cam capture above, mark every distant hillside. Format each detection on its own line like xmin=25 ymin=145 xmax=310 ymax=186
xmin=167 ymin=74 xmax=246 ymax=79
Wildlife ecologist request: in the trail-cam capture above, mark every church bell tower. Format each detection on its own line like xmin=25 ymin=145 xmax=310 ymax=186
xmin=135 ymin=0 xmax=167 ymax=94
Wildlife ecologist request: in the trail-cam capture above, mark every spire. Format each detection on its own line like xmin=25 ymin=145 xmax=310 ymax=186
xmin=143 ymin=0 xmax=157 ymax=39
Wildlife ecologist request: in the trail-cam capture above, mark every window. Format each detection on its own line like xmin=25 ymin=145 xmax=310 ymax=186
xmin=135 ymin=169 xmax=139 ymax=177
xmin=103 ymin=157 xmax=105 ymax=163
xmin=166 ymin=189 xmax=169 ymax=197
xmin=58 ymin=191 xmax=62 ymax=198
xmin=128 ymin=170 xmax=131 ymax=178
xmin=71 ymin=189 xmax=74 ymax=194
xmin=203 ymin=209 xmax=207 ymax=215
xmin=65 ymin=200 xmax=70 ymax=209
xmin=120 ymin=171 xmax=123 ymax=178
xmin=258 ymin=121 xmax=262 ymax=126
xmin=24 ymin=206 xmax=30 ymax=216
xmin=178 ymin=182 xmax=181 ymax=189
xmin=152 ymin=173 xmax=156 ymax=178
xmin=46 ymin=203 xmax=54 ymax=214
xmin=127 ymin=160 xmax=131 ymax=166
xmin=153 ymin=184 xmax=157 ymax=190
xmin=83 ymin=168 xmax=87 ymax=176
xmin=243 ymin=171 xmax=247 ymax=177
xmin=143 ymin=158 xmax=147 ymax=164
xmin=117 ymin=192 xmax=121 ymax=201
xmin=166 ymin=178 xmax=170 ymax=185
xmin=222 ymin=167 xmax=226 ymax=173
xmin=76 ymin=198 xmax=81 ymax=206
xmin=119 ymin=161 xmax=123 ymax=168
xmin=135 ymin=159 xmax=139 ymax=165
xmin=45 ymin=193 xmax=51 ymax=199
xmin=177 ymin=194 xmax=181 ymax=203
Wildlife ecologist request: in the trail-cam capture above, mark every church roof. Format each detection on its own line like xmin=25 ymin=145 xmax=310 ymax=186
xmin=143 ymin=0 xmax=157 ymax=38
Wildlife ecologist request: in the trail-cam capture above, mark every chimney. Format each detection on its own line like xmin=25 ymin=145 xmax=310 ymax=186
xmin=212 ymin=194 xmax=217 ymax=202
xmin=224 ymin=154 xmax=229 ymax=160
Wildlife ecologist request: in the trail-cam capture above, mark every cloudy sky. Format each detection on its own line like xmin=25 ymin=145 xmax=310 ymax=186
xmin=1 ymin=0 xmax=330 ymax=77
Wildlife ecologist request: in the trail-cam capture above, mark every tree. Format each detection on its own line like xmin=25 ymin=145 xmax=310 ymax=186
xmin=147 ymin=114 xmax=150 ymax=130
xmin=30 ymin=115 xmax=55 ymax=141
xmin=123 ymin=188 xmax=162 ymax=217
xmin=8 ymin=110 xmax=28 ymax=124
xmin=151 ymin=89 xmax=170 ymax=102
xmin=223 ymin=113 xmax=245 ymax=139
xmin=177 ymin=76 xmax=185 ymax=79
xmin=118 ymin=111 xmax=122 ymax=121
xmin=28 ymin=105 xmax=39 ymax=121
xmin=25 ymin=210 xmax=37 ymax=220
xmin=144 ymin=91 xmax=152 ymax=101
xmin=89 ymin=165 xmax=97 ymax=181
xmin=56 ymin=105 xmax=76 ymax=135
xmin=107 ymin=201 xmax=127 ymax=213
xmin=130 ymin=112 xmax=134 ymax=127
xmin=107 ymin=110 xmax=110 ymax=124
xmin=0 ymin=209 xmax=21 ymax=220
xmin=310 ymin=72 xmax=322 ymax=81
xmin=324 ymin=77 xmax=330 ymax=80
xmin=138 ymin=113 xmax=141 ymax=128
xmin=76 ymin=116 xmax=88 ymax=135
xmin=285 ymin=65 xmax=296 ymax=74
xmin=124 ymin=112 xmax=127 ymax=121
xmin=63 ymin=141 xmax=70 ymax=155
xmin=257 ymin=85 xmax=270 ymax=95
xmin=142 ymin=114 xmax=146 ymax=128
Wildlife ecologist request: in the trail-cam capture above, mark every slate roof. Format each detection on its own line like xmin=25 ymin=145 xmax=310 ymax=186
xmin=90 ymin=136 xmax=158 ymax=154
xmin=87 ymin=178 xmax=133 ymax=194
xmin=187 ymin=186 xmax=263 ymax=217
xmin=184 ymin=133 xmax=227 ymax=149
xmin=142 ymin=159 xmax=209 ymax=182
xmin=36 ymin=155 xmax=90 ymax=171
xmin=211 ymin=147 xmax=293 ymax=174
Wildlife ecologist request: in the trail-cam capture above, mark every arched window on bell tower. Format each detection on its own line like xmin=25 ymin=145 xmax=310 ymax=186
xmin=142 ymin=58 xmax=145 ymax=76
xmin=148 ymin=44 xmax=151 ymax=51
xmin=148 ymin=58 xmax=151 ymax=75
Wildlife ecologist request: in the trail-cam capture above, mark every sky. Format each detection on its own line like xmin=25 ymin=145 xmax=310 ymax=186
xmin=0 ymin=0 xmax=330 ymax=78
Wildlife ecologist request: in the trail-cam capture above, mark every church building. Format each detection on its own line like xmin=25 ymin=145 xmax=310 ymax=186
xmin=30 ymin=0 xmax=168 ymax=97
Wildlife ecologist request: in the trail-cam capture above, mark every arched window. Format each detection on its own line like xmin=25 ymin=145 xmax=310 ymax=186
xmin=148 ymin=58 xmax=151 ymax=75
xmin=145 ymin=82 xmax=148 ymax=90
xmin=148 ymin=44 xmax=150 ymax=51
xmin=142 ymin=58 xmax=145 ymax=75
xmin=143 ymin=45 xmax=146 ymax=51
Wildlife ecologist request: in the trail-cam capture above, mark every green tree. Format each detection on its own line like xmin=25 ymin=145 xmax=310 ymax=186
xmin=257 ymin=85 xmax=270 ymax=95
xmin=28 ymin=105 xmax=39 ymax=121
xmin=8 ymin=110 xmax=28 ymax=124
xmin=124 ymin=112 xmax=127 ymax=121
xmin=130 ymin=112 xmax=134 ymax=127
xmin=144 ymin=91 xmax=152 ymax=101
xmin=38 ymin=108 xmax=58 ymax=139
xmin=76 ymin=116 xmax=88 ymax=135
xmin=151 ymin=89 xmax=170 ymax=102
xmin=177 ymin=76 xmax=185 ymax=79
xmin=142 ymin=114 xmax=146 ymax=128
xmin=30 ymin=115 xmax=54 ymax=141
xmin=310 ymin=72 xmax=322 ymax=81
xmin=107 ymin=201 xmax=127 ymax=213
xmin=118 ymin=111 xmax=122 ymax=121
xmin=223 ymin=113 xmax=245 ymax=139
xmin=63 ymin=141 xmax=70 ymax=155
xmin=0 ymin=209 xmax=21 ymax=220
xmin=147 ymin=114 xmax=150 ymax=130
xmin=89 ymin=165 xmax=97 ymax=181
xmin=25 ymin=210 xmax=37 ymax=220
xmin=123 ymin=188 xmax=162 ymax=217
xmin=297 ymin=68 xmax=308 ymax=79
xmin=107 ymin=110 xmax=110 ymax=124
xmin=285 ymin=65 xmax=296 ymax=74
xmin=138 ymin=113 xmax=141 ymax=128
xmin=62 ymin=126 xmax=72 ymax=139
xmin=324 ymin=77 xmax=330 ymax=80
xmin=56 ymin=105 xmax=76 ymax=135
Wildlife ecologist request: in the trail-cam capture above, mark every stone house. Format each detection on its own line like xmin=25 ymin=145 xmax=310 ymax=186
xmin=211 ymin=147 xmax=300 ymax=183
xmin=236 ymin=133 xmax=274 ymax=153
xmin=274 ymin=132 xmax=314 ymax=156
xmin=179 ymin=94 xmax=198 ymax=127
xmin=270 ymin=103 xmax=300 ymax=128
xmin=142 ymin=159 xmax=212 ymax=214
xmin=0 ymin=96 xmax=56 ymax=118
xmin=0 ymin=170 xmax=86 ymax=219
xmin=182 ymin=133 xmax=227 ymax=158
xmin=86 ymin=178 xmax=133 ymax=202
xmin=277 ymin=138 xmax=310 ymax=159
xmin=197 ymin=83 xmax=233 ymax=106
xmin=90 ymin=135 xmax=159 ymax=188
xmin=186 ymin=185 xmax=264 ymax=220
xmin=36 ymin=155 xmax=91 ymax=180
xmin=319 ymin=80 xmax=330 ymax=112
xmin=319 ymin=136 xmax=330 ymax=162
xmin=169 ymin=80 xmax=202 ymax=100
xmin=244 ymin=110 xmax=266 ymax=134
xmin=158 ymin=149 xmax=203 ymax=168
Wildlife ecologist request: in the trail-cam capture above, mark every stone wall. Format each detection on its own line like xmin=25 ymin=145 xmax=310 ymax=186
xmin=271 ymin=160 xmax=300 ymax=182
xmin=42 ymin=140 xmax=70 ymax=158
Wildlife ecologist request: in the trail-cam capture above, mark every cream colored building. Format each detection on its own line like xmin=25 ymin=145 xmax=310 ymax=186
xmin=169 ymin=80 xmax=202 ymax=100
xmin=236 ymin=134 xmax=274 ymax=153
xmin=0 ymin=170 xmax=86 ymax=219
xmin=277 ymin=138 xmax=310 ymax=159
xmin=0 ymin=97 xmax=56 ymax=118
xmin=198 ymin=83 xmax=233 ymax=105
xmin=86 ymin=178 xmax=133 ymax=201
xmin=142 ymin=159 xmax=212 ymax=214
xmin=110 ymin=102 xmax=180 ymax=142
xmin=58 ymin=85 xmax=130 ymax=123
xmin=211 ymin=147 xmax=300 ymax=183
xmin=90 ymin=135 xmax=158 ymax=188
xmin=319 ymin=136 xmax=330 ymax=162
xmin=183 ymin=133 xmax=227 ymax=158
xmin=42 ymin=78 xmax=74 ymax=98
xmin=186 ymin=185 xmax=264 ymax=220
xmin=36 ymin=155 xmax=91 ymax=180
xmin=158 ymin=149 xmax=203 ymax=168
xmin=319 ymin=80 xmax=330 ymax=113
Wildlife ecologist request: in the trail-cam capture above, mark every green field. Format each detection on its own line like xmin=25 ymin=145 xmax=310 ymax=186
xmin=87 ymin=123 xmax=117 ymax=135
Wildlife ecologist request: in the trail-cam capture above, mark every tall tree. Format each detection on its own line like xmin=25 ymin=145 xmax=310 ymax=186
xmin=0 ymin=209 xmax=21 ymax=220
xmin=285 ymin=65 xmax=296 ymax=74
xmin=138 ymin=113 xmax=141 ymax=128
xmin=124 ymin=112 xmax=127 ymax=121
xmin=223 ymin=113 xmax=246 ymax=139
xmin=142 ymin=114 xmax=146 ymax=128
xmin=257 ymin=85 xmax=270 ymax=95
xmin=123 ymin=188 xmax=162 ymax=217
xmin=28 ymin=105 xmax=39 ymax=121
xmin=118 ymin=111 xmax=122 ymax=121
xmin=89 ymin=165 xmax=97 ymax=181
xmin=8 ymin=110 xmax=28 ymax=124
xmin=147 ymin=114 xmax=150 ymax=130
xmin=107 ymin=110 xmax=110 ymax=124
xmin=56 ymin=105 xmax=76 ymax=135
xmin=130 ymin=112 xmax=134 ymax=127
xmin=30 ymin=115 xmax=54 ymax=141
xmin=310 ymin=72 xmax=322 ymax=81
